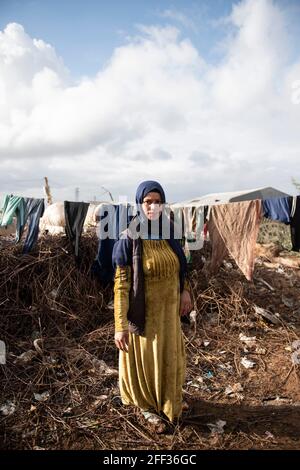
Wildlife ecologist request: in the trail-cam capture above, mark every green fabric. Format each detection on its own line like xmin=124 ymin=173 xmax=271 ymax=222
xmin=0 ymin=195 xmax=26 ymax=242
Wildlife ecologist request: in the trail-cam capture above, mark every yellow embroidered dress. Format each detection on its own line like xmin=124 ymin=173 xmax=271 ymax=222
xmin=114 ymin=239 xmax=186 ymax=421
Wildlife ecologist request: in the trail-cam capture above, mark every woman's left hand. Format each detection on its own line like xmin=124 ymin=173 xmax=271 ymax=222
xmin=180 ymin=289 xmax=193 ymax=316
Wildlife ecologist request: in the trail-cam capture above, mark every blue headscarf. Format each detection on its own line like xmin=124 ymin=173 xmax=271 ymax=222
xmin=112 ymin=180 xmax=187 ymax=291
xmin=134 ymin=180 xmax=167 ymax=239
xmin=135 ymin=180 xmax=166 ymax=205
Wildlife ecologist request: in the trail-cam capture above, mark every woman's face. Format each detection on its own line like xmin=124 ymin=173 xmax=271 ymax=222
xmin=142 ymin=191 xmax=163 ymax=221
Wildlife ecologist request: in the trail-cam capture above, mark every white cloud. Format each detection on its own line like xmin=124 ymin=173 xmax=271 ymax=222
xmin=0 ymin=0 xmax=300 ymax=204
xmin=160 ymin=9 xmax=197 ymax=32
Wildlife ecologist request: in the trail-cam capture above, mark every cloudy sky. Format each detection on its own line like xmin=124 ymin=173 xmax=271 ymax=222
xmin=0 ymin=0 xmax=300 ymax=204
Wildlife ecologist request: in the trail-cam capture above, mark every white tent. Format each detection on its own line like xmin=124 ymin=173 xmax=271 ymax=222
xmin=172 ymin=186 xmax=291 ymax=208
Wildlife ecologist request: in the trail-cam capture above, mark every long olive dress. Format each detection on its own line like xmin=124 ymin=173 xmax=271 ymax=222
xmin=114 ymin=239 xmax=186 ymax=421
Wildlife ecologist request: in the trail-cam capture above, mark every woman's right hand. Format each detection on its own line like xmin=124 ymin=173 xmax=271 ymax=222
xmin=114 ymin=331 xmax=129 ymax=352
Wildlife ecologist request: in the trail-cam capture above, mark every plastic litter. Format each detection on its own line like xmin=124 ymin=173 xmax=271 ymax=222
xmin=292 ymin=340 xmax=300 ymax=350
xmin=204 ymin=371 xmax=214 ymax=379
xmin=34 ymin=391 xmax=50 ymax=402
xmin=0 ymin=340 xmax=6 ymax=365
xmin=189 ymin=310 xmax=197 ymax=324
xmin=0 ymin=400 xmax=16 ymax=416
xmin=225 ymin=383 xmax=243 ymax=396
xmin=207 ymin=419 xmax=226 ymax=434
xmin=239 ymin=333 xmax=257 ymax=348
xmin=291 ymin=340 xmax=300 ymax=365
xmin=241 ymin=357 xmax=256 ymax=369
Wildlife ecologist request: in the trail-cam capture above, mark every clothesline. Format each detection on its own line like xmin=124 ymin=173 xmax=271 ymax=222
xmin=1 ymin=194 xmax=300 ymax=283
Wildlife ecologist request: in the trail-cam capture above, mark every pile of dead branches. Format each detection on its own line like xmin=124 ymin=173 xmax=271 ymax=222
xmin=0 ymin=234 xmax=112 ymax=339
xmin=0 ymin=234 xmax=120 ymax=449
xmin=1 ymin=236 xmax=300 ymax=450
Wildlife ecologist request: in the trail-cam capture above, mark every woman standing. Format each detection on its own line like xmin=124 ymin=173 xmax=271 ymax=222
xmin=112 ymin=181 xmax=192 ymax=428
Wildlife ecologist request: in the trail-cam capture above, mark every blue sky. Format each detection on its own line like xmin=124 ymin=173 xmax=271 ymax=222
xmin=0 ymin=0 xmax=237 ymax=78
xmin=0 ymin=0 xmax=300 ymax=202
xmin=4 ymin=0 xmax=299 ymax=78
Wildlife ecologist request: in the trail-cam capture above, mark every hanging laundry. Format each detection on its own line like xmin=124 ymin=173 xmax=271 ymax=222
xmin=92 ymin=204 xmax=131 ymax=286
xmin=22 ymin=198 xmax=45 ymax=253
xmin=208 ymin=200 xmax=262 ymax=281
xmin=0 ymin=195 xmax=26 ymax=242
xmin=64 ymin=201 xmax=89 ymax=259
xmin=290 ymin=195 xmax=300 ymax=252
xmin=262 ymin=197 xmax=291 ymax=224
xmin=172 ymin=205 xmax=204 ymax=259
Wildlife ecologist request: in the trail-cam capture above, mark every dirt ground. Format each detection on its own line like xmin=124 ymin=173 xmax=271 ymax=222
xmin=1 ymin=235 xmax=300 ymax=450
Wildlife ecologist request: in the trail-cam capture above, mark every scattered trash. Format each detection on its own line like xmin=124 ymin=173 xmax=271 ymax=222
xmin=207 ymin=419 xmax=226 ymax=434
xmin=255 ymin=347 xmax=266 ymax=355
xmin=0 ymin=340 xmax=6 ymax=365
xmin=239 ymin=333 xmax=257 ymax=348
xmin=292 ymin=340 xmax=300 ymax=350
xmin=241 ymin=357 xmax=256 ymax=369
xmin=223 ymin=261 xmax=233 ymax=270
xmin=187 ymin=377 xmax=209 ymax=391
xmin=225 ymin=383 xmax=243 ymax=396
xmin=34 ymin=391 xmax=50 ymax=402
xmin=291 ymin=349 xmax=300 ymax=365
xmin=204 ymin=371 xmax=214 ymax=379
xmin=190 ymin=310 xmax=197 ymax=324
xmin=218 ymin=362 xmax=233 ymax=372
xmin=0 ymin=400 xmax=16 ymax=416
xmin=14 ymin=350 xmax=37 ymax=364
xmin=253 ymin=305 xmax=280 ymax=325
xmin=291 ymin=339 xmax=300 ymax=365
xmin=203 ymin=341 xmax=210 ymax=347
xmin=265 ymin=431 xmax=275 ymax=439
xmin=187 ymin=380 xmax=201 ymax=389
xmin=263 ymin=396 xmax=290 ymax=405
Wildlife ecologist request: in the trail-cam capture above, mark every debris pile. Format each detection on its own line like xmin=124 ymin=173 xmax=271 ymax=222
xmin=1 ymin=236 xmax=300 ymax=450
